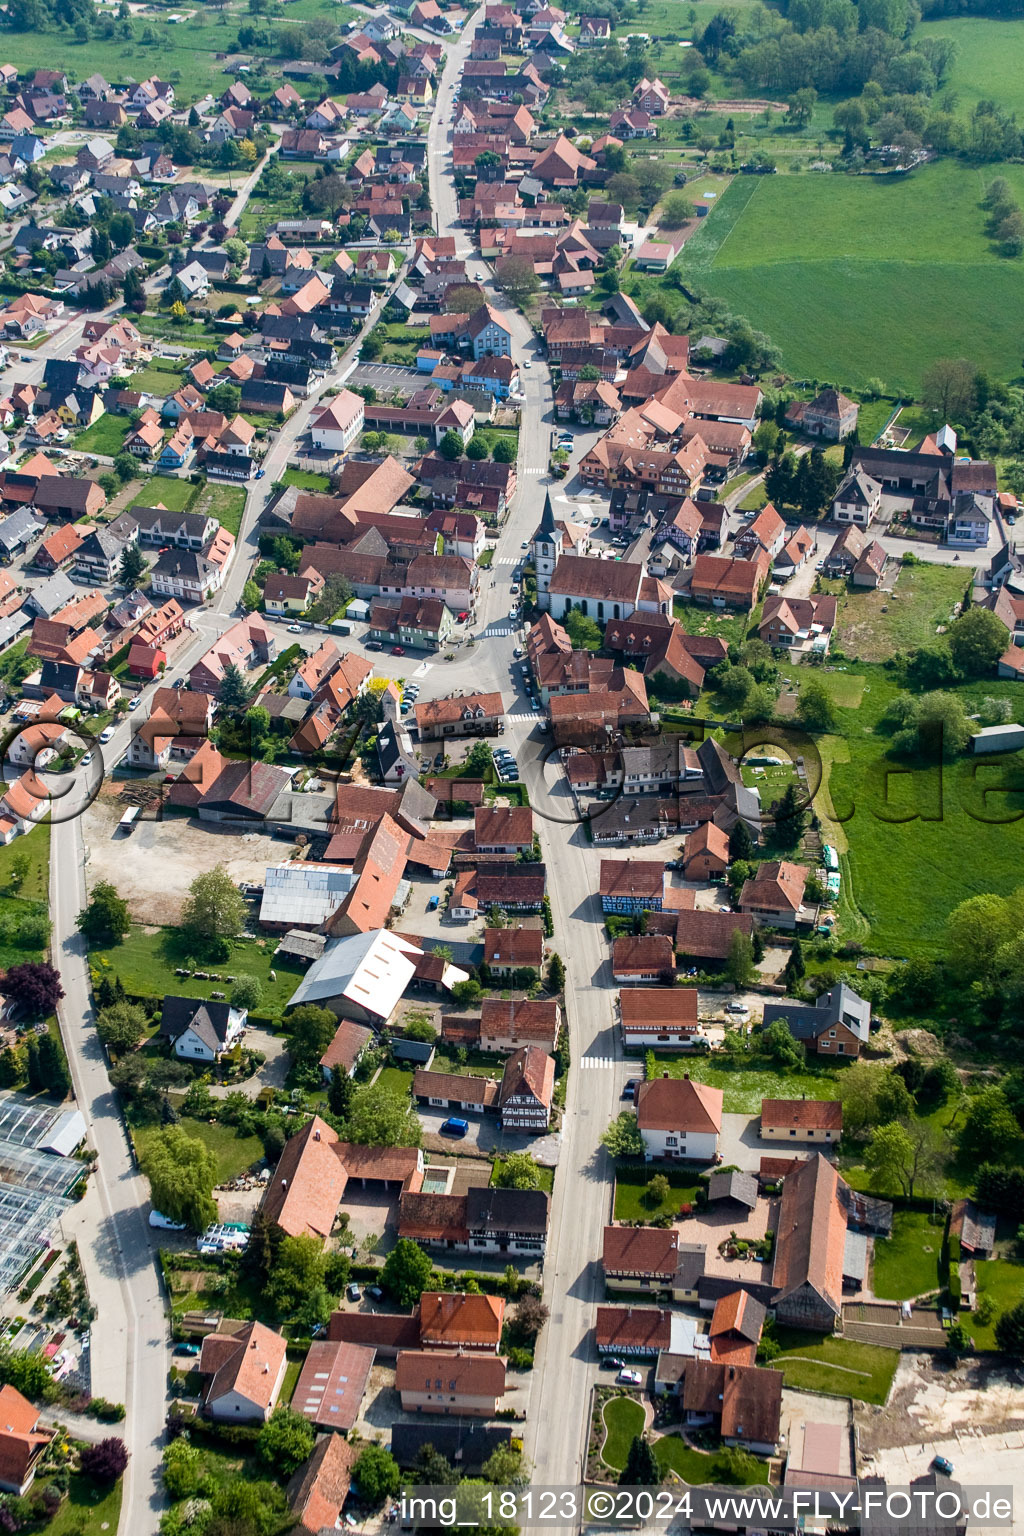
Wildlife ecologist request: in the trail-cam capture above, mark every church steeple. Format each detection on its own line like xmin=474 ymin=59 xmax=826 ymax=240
xmin=531 ymin=492 xmax=559 ymax=610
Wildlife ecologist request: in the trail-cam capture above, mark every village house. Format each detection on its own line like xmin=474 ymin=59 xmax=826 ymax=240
xmin=619 ymin=988 xmax=704 ymax=1051
xmin=634 ymin=1072 xmax=723 ymax=1162
xmin=761 ymin=983 xmax=872 ymax=1059
xmin=760 ymin=1099 xmax=843 ymax=1144
xmin=499 ymin=1045 xmax=554 ymax=1133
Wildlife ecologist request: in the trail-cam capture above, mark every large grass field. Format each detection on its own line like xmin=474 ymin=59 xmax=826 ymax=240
xmin=819 ymin=667 xmax=1024 ymax=957
xmin=75 ymin=415 xmax=130 ymax=456
xmin=831 ymin=561 xmax=969 ymax=663
xmin=653 ymin=1055 xmax=849 ymax=1114
xmin=681 ymin=162 xmax=1024 ymax=392
xmin=136 ymin=1114 xmax=265 ymax=1184
xmin=90 ymin=925 xmax=306 ymax=1018
xmin=916 ymin=17 xmax=1024 ymax=118
xmin=871 ymin=1211 xmax=946 ymax=1301
xmin=130 ymin=476 xmax=195 ymax=513
xmin=0 ymin=823 xmax=50 ymax=902
xmin=772 ymin=1328 xmax=899 ymax=1405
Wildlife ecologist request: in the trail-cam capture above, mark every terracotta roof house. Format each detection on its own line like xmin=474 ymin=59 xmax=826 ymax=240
xmin=770 ymin=1153 xmax=847 ymax=1330
xmin=499 ymin=1044 xmax=555 ymax=1132
xmin=635 ymin=1072 xmax=723 ymax=1162
xmin=689 ymin=553 xmax=767 ymax=611
xmin=672 ymin=907 xmax=755 ymax=963
xmin=760 ymin=1099 xmax=843 ymax=1145
xmin=601 ymin=1227 xmax=704 ymax=1302
xmin=287 ymin=1434 xmax=358 ymax=1536
xmin=709 ymin=1289 xmax=767 ymax=1366
xmin=759 ymin=594 xmax=837 ymax=654
xmin=260 ymin=1114 xmax=350 ymax=1240
xmin=319 ymin=1018 xmax=375 ymax=1080
xmin=413 ymin=1070 xmax=498 ymax=1115
xmin=595 ymin=1305 xmax=672 ymax=1355
xmin=600 ymin=858 xmax=664 ymax=913
xmin=675 ymin=1357 xmax=783 ymax=1453
xmin=292 ymin=1340 xmax=375 ymax=1432
xmin=611 ymin=933 xmax=674 ymax=982
xmin=418 ymin=1291 xmax=505 ymax=1351
xmin=199 ymin=1321 xmax=288 ymax=1421
xmin=787 ymin=387 xmax=858 ymax=441
xmin=474 ymin=804 xmax=533 ymax=854
xmin=682 ymin=821 xmax=730 ymax=880
xmin=733 ymin=503 xmax=786 ymax=562
xmin=0 ymin=1386 xmax=53 ymax=1495
xmin=395 ymin=1350 xmax=506 ymax=1416
xmin=415 ymin=691 xmax=504 ymax=738
xmin=479 ymin=997 xmax=560 ymax=1053
xmin=619 ymin=988 xmax=701 ymax=1050
xmin=739 ymin=860 xmax=808 ymax=929
xmin=483 ymin=926 xmax=543 ymax=976
xmin=327 ymin=1310 xmax=421 ymax=1355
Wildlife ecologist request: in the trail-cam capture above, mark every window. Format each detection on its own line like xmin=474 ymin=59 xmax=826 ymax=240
xmin=789 ymin=1129 xmax=796 ymax=1137
xmin=666 ymin=1136 xmax=677 ymax=1146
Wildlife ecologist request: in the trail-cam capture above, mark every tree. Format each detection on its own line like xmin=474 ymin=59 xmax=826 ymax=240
xmin=564 ymin=609 xmax=602 ymax=650
xmin=3 ymin=962 xmax=64 ymax=1018
xmin=464 ymin=739 xmax=495 ymax=778
xmin=352 ymin=1444 xmax=401 ymax=1504
xmin=548 ymin=952 xmax=565 ymax=992
xmin=327 ymin=1066 xmax=354 ymax=1119
xmin=494 ymin=1152 xmax=541 ymax=1190
xmin=403 ymin=1015 xmax=436 ymax=1043
xmin=760 ymin=1018 xmax=802 ymax=1069
xmin=209 ymin=1479 xmax=287 ymax=1536
xmin=439 ymin=430 xmax=464 ymax=462
xmin=482 ymin=1444 xmax=524 ymax=1485
xmin=865 ymin=1118 xmax=941 ymax=1198
xmin=725 ymin=927 xmax=755 ymax=989
xmin=786 ymin=85 xmax=817 ymax=126
xmin=257 ymin=1407 xmax=315 ymax=1477
xmin=242 ymin=579 xmax=262 ymax=613
xmin=995 ymin=1300 xmax=1024 ymax=1357
xmin=960 ymin=1087 xmax=1021 ymax=1163
xmin=381 ymin=1237 xmax=433 ymax=1306
xmin=118 ymin=542 xmax=146 ymax=588
xmin=796 ymin=678 xmax=837 ymax=733
xmin=162 ymin=1436 xmax=202 ymax=1499
xmin=230 ymin=973 xmax=263 ymax=1011
xmin=466 ymin=437 xmax=490 ymax=460
xmin=620 ymin=1434 xmax=660 ymax=1487
xmin=97 ymin=1001 xmax=147 ymax=1055
xmin=771 ymin=781 xmax=806 ymax=846
xmin=181 ymin=865 xmax=246 ymax=949
xmin=728 ymin=821 xmax=754 ymax=862
xmin=287 ymin=1003 xmax=338 ymax=1073
xmin=659 ymin=192 xmax=693 ymax=228
xmin=601 ymin=1110 xmax=644 ymax=1158
xmin=139 ymin=1125 xmax=217 ymax=1230
xmin=451 ymin=978 xmax=482 ymax=1006
xmin=922 ymin=358 xmax=978 ymax=422
xmin=495 ymin=254 xmax=539 ymax=306
xmin=218 ymin=662 xmax=251 ymax=712
xmin=947 ymin=606 xmax=1008 ymax=677
xmin=413 ymin=1443 xmax=456 ymax=1484
xmin=839 ymin=1063 xmax=913 ymax=1139
xmin=113 ymin=451 xmax=136 ymax=484
xmin=6 ymin=850 xmax=29 ymax=893
xmin=77 ymin=881 xmax=130 ymax=946
xmin=783 ymin=939 xmax=805 ymax=986
xmin=79 ymin=1438 xmax=129 ymax=1484
xmin=494 ymin=437 xmax=517 ymax=463
xmin=344 ymin=1084 xmax=421 ymax=1148
xmin=946 ymin=1319 xmax=971 ymax=1357
xmin=646 ymin=1173 xmax=671 ymax=1207
xmin=267 ymin=1235 xmax=333 ymax=1327
xmin=34 ymin=1032 xmax=70 ymax=1097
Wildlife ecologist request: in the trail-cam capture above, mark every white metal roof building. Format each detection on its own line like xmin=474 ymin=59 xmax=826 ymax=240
xmin=287 ymin=929 xmax=423 ymax=1023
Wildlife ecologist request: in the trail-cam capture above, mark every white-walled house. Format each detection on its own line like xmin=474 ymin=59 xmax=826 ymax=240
xmin=310 ymin=389 xmax=365 ymax=451
xmin=635 ymin=1072 xmax=723 ymax=1162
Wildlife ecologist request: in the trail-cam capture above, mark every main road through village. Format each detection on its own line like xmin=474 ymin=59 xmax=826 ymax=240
xmin=39 ymin=10 xmax=622 ymax=1531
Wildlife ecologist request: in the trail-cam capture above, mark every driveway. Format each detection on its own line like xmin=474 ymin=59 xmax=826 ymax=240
xmin=418 ymin=1104 xmax=561 ymax=1166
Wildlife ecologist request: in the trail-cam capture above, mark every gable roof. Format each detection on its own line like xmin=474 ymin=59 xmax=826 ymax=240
xmin=635 ymin=1074 xmax=723 ymax=1134
xmin=771 ymin=1152 xmax=847 ymax=1318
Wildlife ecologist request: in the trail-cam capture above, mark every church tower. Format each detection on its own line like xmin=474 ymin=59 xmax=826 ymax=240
xmin=531 ymin=492 xmax=559 ymax=610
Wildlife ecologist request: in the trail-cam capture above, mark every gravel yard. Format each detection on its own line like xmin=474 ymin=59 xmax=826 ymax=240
xmin=83 ymin=790 xmax=287 ymax=924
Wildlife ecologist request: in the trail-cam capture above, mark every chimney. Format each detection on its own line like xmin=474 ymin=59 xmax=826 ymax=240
xmin=314 ymin=1128 xmax=320 ymax=1141
xmin=683 ymin=1072 xmax=690 ymax=1081
xmin=280 ymin=1177 xmax=288 ymax=1188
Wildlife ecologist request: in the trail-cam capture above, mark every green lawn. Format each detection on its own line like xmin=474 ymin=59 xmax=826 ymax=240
xmin=136 ymin=1115 xmax=265 ymax=1184
xmin=601 ymin=1394 xmax=645 ymax=1471
xmin=681 ymin=161 xmax=1024 ymax=393
xmin=48 ymin=1474 xmax=123 ymax=1536
xmin=75 ymin=415 xmax=129 ymax=456
xmin=967 ymin=1252 xmax=1024 ymax=1350
xmin=832 ymin=562 xmax=969 ymax=664
xmin=871 ymin=1211 xmax=945 ymax=1301
xmin=491 ymin=1157 xmax=554 ymax=1193
xmin=190 ymin=480 xmax=247 ymax=538
xmin=280 ymin=467 xmax=332 ymax=492
xmin=0 ymin=893 xmax=49 ymax=970
xmin=671 ymin=599 xmax=754 ymax=647
xmin=130 ymin=476 xmax=195 ymax=513
xmin=653 ymin=1056 xmax=847 ymax=1115
xmin=772 ymin=1328 xmax=899 ymax=1405
xmin=613 ymin=1167 xmax=701 ymax=1222
xmin=131 ymin=360 xmax=188 ymax=396
xmin=90 ymin=926 xmax=306 ymax=1018
xmin=0 ymin=822 xmax=50 ymax=901
xmin=376 ymin=1067 xmax=414 ymax=1097
xmin=654 ymin=1434 xmax=766 ymax=1485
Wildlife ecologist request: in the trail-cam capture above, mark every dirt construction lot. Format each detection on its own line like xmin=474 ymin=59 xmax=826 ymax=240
xmin=83 ymin=790 xmax=286 ymax=924
xmin=857 ymin=1354 xmax=1024 ymax=1455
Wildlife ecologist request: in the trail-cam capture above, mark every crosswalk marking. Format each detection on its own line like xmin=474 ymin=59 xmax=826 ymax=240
xmin=493 ymin=556 xmax=518 ymax=566
xmin=579 ymin=1055 xmax=616 ymax=1069
xmin=524 ymin=466 xmax=544 ymax=476
xmin=484 ymin=625 xmax=515 ymax=636
xmin=506 ymin=711 xmax=539 ymax=723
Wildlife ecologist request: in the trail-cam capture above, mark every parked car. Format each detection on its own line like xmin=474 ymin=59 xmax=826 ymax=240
xmin=725 ymin=1002 xmax=749 ymax=1018
xmin=366 ymin=640 xmax=384 ymax=651
xmin=287 ymin=623 xmax=303 ymax=633
xmin=617 ymin=1369 xmax=643 ymax=1386
xmin=347 ymin=1283 xmax=361 ymax=1302
xmin=440 ymin=1117 xmax=469 ymax=1138
xmin=513 ymin=646 xmax=523 ymax=658
xmin=622 ymin=1079 xmax=638 ymax=1100
xmin=99 ymin=725 xmax=115 ymax=743
xmin=932 ymin=1457 xmax=954 ymax=1477
xmin=391 ymin=645 xmax=405 ymax=656
xmin=600 ymin=1357 xmax=625 ymax=1371
xmin=127 ymin=696 xmax=141 ymax=711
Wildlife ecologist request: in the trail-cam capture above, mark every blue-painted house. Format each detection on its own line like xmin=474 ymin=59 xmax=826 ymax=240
xmin=600 ymin=858 xmax=665 ymax=914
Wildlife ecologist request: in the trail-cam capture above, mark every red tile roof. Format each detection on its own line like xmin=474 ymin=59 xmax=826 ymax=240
xmin=760 ymin=1099 xmax=842 ymax=1133
xmin=635 ymin=1074 xmax=723 ymax=1134
xmin=418 ymin=1292 xmax=505 ymax=1348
